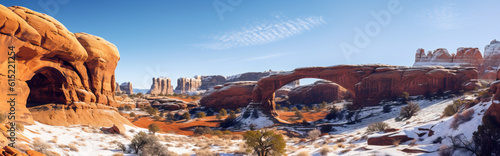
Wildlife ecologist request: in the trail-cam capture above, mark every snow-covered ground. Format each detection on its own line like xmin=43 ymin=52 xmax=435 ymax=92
xmin=21 ymin=93 xmax=488 ymax=156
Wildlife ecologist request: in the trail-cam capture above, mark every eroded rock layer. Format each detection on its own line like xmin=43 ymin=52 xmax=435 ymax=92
xmin=0 ymin=5 xmax=131 ymax=128
xmin=251 ymin=64 xmax=478 ymax=115
xmin=200 ymin=81 xmax=256 ymax=111
xmin=148 ymin=77 xmax=174 ymax=95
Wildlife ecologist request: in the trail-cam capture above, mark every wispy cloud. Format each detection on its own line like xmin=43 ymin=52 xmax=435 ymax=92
xmin=195 ymin=16 xmax=326 ymax=50
xmin=419 ymin=3 xmax=462 ymax=30
xmin=245 ymin=53 xmax=286 ymax=61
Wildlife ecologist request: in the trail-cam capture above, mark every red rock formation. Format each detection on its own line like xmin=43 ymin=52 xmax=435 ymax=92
xmin=119 ymin=82 xmax=133 ymax=94
xmin=414 ymin=48 xmax=483 ymax=68
xmin=200 ymin=75 xmax=227 ymax=90
xmin=252 ymin=65 xmax=478 ymax=115
xmin=175 ymin=76 xmax=202 ymax=93
xmin=0 ymin=5 xmax=132 ymax=128
xmin=115 ymin=82 xmax=124 ymax=94
xmin=288 ymin=80 xmax=349 ymax=105
xmin=200 ymin=81 xmax=256 ymax=111
xmin=367 ymin=132 xmax=413 ymax=146
xmin=148 ymin=77 xmax=173 ymax=95
xmin=487 ymin=79 xmax=500 ymax=123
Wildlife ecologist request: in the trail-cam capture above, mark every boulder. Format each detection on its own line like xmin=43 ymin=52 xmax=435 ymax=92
xmin=288 ymin=80 xmax=350 ymax=105
xmin=367 ymin=132 xmax=413 ymax=146
xmin=200 ymin=81 xmax=257 ymax=111
xmin=487 ymin=80 xmax=500 ymax=123
xmin=136 ymin=99 xmax=151 ymax=108
xmin=101 ymin=124 xmax=124 ymax=134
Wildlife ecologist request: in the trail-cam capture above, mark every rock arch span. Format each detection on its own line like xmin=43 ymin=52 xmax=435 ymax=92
xmin=251 ymin=64 xmax=479 ymax=116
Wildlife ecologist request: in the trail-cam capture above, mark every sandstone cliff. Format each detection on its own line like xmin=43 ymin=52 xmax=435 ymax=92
xmin=0 ymin=5 xmax=132 ymax=129
xmin=414 ymin=48 xmax=483 ymax=68
xmin=148 ymin=77 xmax=174 ymax=95
xmin=199 ymin=81 xmax=256 ymax=111
xmin=175 ymin=76 xmax=202 ymax=93
xmin=199 ymin=75 xmax=226 ymax=90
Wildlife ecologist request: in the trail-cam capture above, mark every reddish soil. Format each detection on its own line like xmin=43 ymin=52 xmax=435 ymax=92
xmin=128 ymin=115 xmax=243 ymax=136
xmin=277 ymin=111 xmax=328 ymax=122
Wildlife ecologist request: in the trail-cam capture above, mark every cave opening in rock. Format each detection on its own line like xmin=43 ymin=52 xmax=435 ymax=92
xmin=26 ymin=67 xmax=68 ymax=107
xmin=272 ymin=78 xmax=354 ymax=122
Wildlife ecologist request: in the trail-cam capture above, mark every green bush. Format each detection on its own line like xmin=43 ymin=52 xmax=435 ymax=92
xmin=148 ymin=123 xmax=161 ymax=134
xmin=129 ymin=112 xmax=136 ymax=117
xmin=216 ymin=114 xmax=222 ymax=121
xmin=291 ymin=107 xmax=299 ymax=112
xmin=243 ymin=130 xmax=286 ymax=156
xmin=295 ymin=111 xmax=304 ymax=119
xmin=213 ymin=130 xmax=223 ymax=137
xmin=182 ymin=112 xmax=191 ymax=121
xmin=219 ymin=108 xmax=228 ymax=116
xmin=282 ymin=107 xmax=289 ymax=112
xmin=194 ymin=126 xmax=213 ymax=136
xmin=152 ymin=115 xmax=161 ymax=121
xmin=443 ymin=100 xmax=464 ymax=117
xmin=222 ymin=130 xmax=232 ymax=135
xmin=400 ymin=102 xmax=420 ymax=119
xmin=196 ymin=112 xmax=206 ymax=118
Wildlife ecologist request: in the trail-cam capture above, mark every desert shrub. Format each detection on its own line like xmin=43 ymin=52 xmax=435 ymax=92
xmin=148 ymin=123 xmax=161 ymax=134
xmin=213 ymin=130 xmax=223 ymax=138
xmin=194 ymin=127 xmax=213 ymax=136
xmin=478 ymin=90 xmax=491 ymax=98
xmin=400 ymin=102 xmax=420 ymax=120
xmin=152 ymin=115 xmax=161 ymax=121
xmin=129 ymin=131 xmax=156 ymax=154
xmin=450 ymin=109 xmax=474 ymax=130
xmin=32 ymin=138 xmax=52 ymax=155
xmin=282 ymin=107 xmax=289 ymax=112
xmin=222 ymin=130 xmax=232 ymax=135
xmin=302 ymin=106 xmax=310 ymax=112
xmin=320 ymin=101 xmax=327 ymax=109
xmin=401 ymin=91 xmax=409 ymax=104
xmin=325 ymin=107 xmax=341 ymax=120
xmin=219 ymin=108 xmax=227 ymax=116
xmin=16 ymin=123 xmax=24 ymax=132
xmin=319 ymin=145 xmax=331 ymax=156
xmin=276 ymin=104 xmax=281 ymax=110
xmin=236 ymin=108 xmax=241 ymax=113
xmin=295 ymin=111 xmax=304 ymax=119
xmin=145 ymin=106 xmax=158 ymax=116
xmin=220 ymin=113 xmax=238 ymax=128
xmin=129 ymin=112 xmax=136 ymax=117
xmin=308 ymin=129 xmax=321 ymax=140
xmin=196 ymin=112 xmax=206 ymax=118
xmin=313 ymin=106 xmax=321 ymax=112
xmin=117 ymin=142 xmax=127 ymax=152
xmin=443 ymin=100 xmax=464 ymax=117
xmin=142 ymin=139 xmax=176 ymax=156
xmin=243 ymin=130 xmax=286 ymax=156
xmin=291 ymin=107 xmax=299 ymax=112
xmin=125 ymin=105 xmax=132 ymax=111
xmin=296 ymin=150 xmax=310 ymax=156
xmin=216 ymin=114 xmax=222 ymax=121
xmin=182 ymin=112 xmax=191 ymax=121
xmin=472 ymin=114 xmax=500 ymax=155
xmin=366 ymin=122 xmax=390 ymax=133
xmin=159 ymin=111 xmax=165 ymax=118
xmin=118 ymin=107 xmax=125 ymax=111
xmin=249 ymin=124 xmax=257 ymax=130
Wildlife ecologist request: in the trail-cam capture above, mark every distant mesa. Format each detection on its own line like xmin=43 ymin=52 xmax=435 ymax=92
xmin=148 ymin=77 xmax=174 ymax=95
xmin=175 ymin=76 xmax=202 ymax=94
xmin=119 ymin=82 xmax=133 ymax=94
xmin=413 ymin=40 xmax=500 ymax=79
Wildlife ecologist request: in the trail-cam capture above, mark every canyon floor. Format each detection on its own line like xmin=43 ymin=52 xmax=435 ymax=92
xmin=17 ymin=90 xmax=487 ymax=156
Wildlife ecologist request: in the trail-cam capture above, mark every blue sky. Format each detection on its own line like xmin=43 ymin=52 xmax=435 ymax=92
xmin=2 ymin=0 xmax=500 ymax=89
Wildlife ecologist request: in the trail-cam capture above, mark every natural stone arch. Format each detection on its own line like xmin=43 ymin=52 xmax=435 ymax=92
xmin=251 ymin=64 xmax=479 ymax=116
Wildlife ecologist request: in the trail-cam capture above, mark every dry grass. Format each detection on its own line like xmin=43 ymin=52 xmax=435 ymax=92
xmin=450 ymin=109 xmax=475 ymax=129
xmin=68 ymin=143 xmax=79 ymax=152
xmin=336 ymin=138 xmax=346 ymax=143
xmin=319 ymin=145 xmax=331 ymax=156
xmin=336 ymin=143 xmax=346 ymax=148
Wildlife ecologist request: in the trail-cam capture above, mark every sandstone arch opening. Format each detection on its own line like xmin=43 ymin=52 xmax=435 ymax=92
xmin=273 ymin=78 xmax=354 ymax=122
xmin=26 ymin=67 xmax=69 ymax=107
